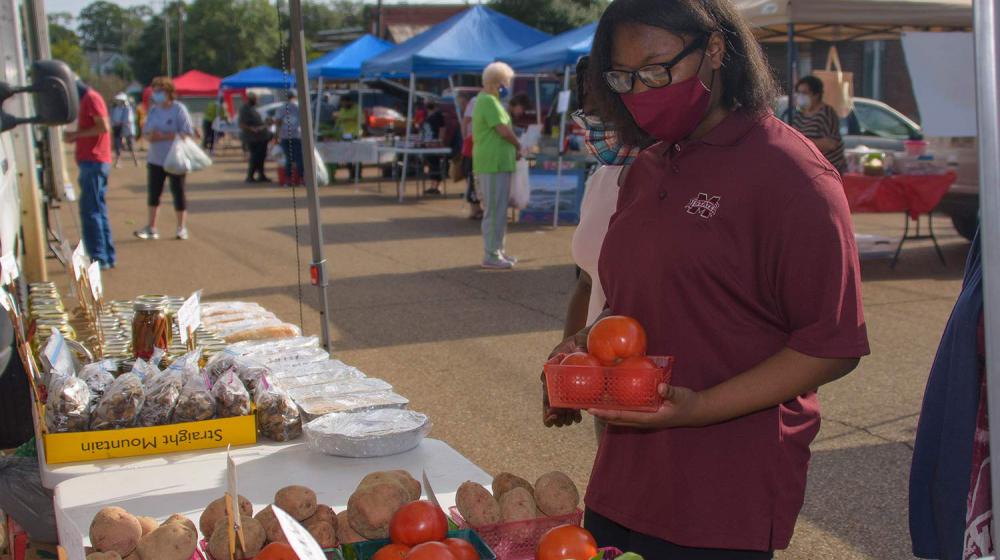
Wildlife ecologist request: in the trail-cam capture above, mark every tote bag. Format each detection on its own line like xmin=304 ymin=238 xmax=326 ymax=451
xmin=813 ymin=46 xmax=854 ymax=118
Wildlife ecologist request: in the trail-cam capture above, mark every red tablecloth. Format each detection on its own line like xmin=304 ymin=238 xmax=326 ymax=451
xmin=841 ymin=172 xmax=956 ymax=219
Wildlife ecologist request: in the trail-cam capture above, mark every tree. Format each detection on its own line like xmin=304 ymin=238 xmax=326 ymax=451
xmin=299 ymin=0 xmax=365 ymax=58
xmin=489 ymin=0 xmax=607 ymax=35
xmin=78 ymin=1 xmax=127 ymax=51
xmin=48 ymin=13 xmax=88 ymax=78
xmin=183 ymin=0 xmax=279 ymax=77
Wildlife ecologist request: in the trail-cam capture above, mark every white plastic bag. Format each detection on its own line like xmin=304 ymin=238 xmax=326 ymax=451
xmin=269 ymin=144 xmax=286 ymax=164
xmin=314 ymin=148 xmax=330 ymax=186
xmin=180 ymin=137 xmax=213 ymax=171
xmin=162 ymin=138 xmax=192 ymax=175
xmin=510 ymin=159 xmax=530 ymax=209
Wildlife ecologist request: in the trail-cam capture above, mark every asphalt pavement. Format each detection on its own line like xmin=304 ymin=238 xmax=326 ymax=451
xmin=48 ymin=148 xmax=972 ymax=559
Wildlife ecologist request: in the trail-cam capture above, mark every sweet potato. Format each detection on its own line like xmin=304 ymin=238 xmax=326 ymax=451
xmin=492 ymin=472 xmax=534 ymax=500
xmin=455 ymin=481 xmax=501 ymax=528
xmin=347 ymin=481 xmax=409 ymax=539
xmin=135 ymin=521 xmax=197 ymax=560
xmin=207 ymin=515 xmax=265 ymax=560
xmin=534 ymin=471 xmax=580 ymax=517
xmin=274 ymin=485 xmax=318 ymax=521
xmin=200 ymin=495 xmax=253 ymax=537
xmin=89 ymin=506 xmax=142 ymax=555
xmin=499 ymin=487 xmax=537 ymax=523
xmin=336 ymin=511 xmax=365 ymax=544
xmin=358 ymin=470 xmax=421 ymax=501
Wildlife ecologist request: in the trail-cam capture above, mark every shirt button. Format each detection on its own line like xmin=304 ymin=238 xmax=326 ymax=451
xmin=673 ymin=144 xmax=682 ymax=152
xmin=658 ymin=191 xmax=667 ymax=200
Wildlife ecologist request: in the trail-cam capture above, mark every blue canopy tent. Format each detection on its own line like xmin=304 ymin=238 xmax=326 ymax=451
xmin=361 ymin=5 xmax=550 ymax=200
xmin=221 ymin=65 xmax=295 ymax=89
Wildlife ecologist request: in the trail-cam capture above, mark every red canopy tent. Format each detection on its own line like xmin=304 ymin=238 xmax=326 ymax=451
xmin=142 ymin=70 xmax=239 ymax=117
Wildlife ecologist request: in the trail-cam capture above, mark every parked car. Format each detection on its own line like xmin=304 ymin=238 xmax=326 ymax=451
xmin=776 ymin=95 xmax=979 ymax=240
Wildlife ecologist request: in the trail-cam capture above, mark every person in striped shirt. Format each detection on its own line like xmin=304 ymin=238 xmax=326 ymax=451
xmin=792 ymin=76 xmax=846 ymax=171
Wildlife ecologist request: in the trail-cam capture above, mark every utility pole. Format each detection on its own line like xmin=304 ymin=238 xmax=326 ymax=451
xmin=376 ymin=0 xmax=382 ymax=38
xmin=164 ymin=5 xmax=172 ymax=76
xmin=177 ymin=3 xmax=183 ymax=74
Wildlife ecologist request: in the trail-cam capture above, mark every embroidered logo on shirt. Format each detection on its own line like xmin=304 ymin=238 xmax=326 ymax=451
xmin=685 ymin=193 xmax=721 ymax=219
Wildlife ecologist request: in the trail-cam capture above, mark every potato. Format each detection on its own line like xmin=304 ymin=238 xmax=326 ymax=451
xmin=274 ymin=485 xmax=318 ymax=521
xmin=347 ymin=481 xmax=409 ymax=539
xmin=200 ymin=495 xmax=253 ymax=537
xmin=162 ymin=514 xmax=197 ymax=537
xmin=455 ymin=481 xmax=501 ymax=528
xmin=306 ymin=504 xmax=337 ymax=529
xmin=86 ymin=553 xmax=122 ymax=560
xmin=304 ymin=519 xmax=337 ymax=548
xmin=534 ymin=471 xmax=580 ymax=517
xmin=90 ymin=506 xmax=143 ymax=555
xmin=499 ymin=487 xmax=537 ymax=523
xmin=336 ymin=511 xmax=365 ymax=544
xmin=207 ymin=515 xmax=265 ymax=560
xmin=135 ymin=521 xmax=197 ymax=560
xmin=358 ymin=470 xmax=421 ymax=501
xmin=254 ymin=505 xmax=287 ymax=545
xmin=492 ymin=472 xmax=534 ymax=500
xmin=136 ymin=517 xmax=158 ymax=536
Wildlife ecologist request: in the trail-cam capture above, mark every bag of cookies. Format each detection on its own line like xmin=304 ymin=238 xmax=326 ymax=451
xmin=254 ymin=375 xmax=301 ymax=441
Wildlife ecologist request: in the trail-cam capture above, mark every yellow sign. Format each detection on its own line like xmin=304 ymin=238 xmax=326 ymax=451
xmin=40 ymin=410 xmax=257 ymax=464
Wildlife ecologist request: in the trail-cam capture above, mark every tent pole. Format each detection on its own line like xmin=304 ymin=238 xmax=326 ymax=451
xmin=786 ymin=23 xmax=796 ymax=123
xmin=974 ymin=0 xmax=1000 ymax=539
xmin=553 ymin=65 xmax=570 ymax=228
xmin=399 ymin=71 xmax=416 ymax=202
xmin=289 ymin=0 xmax=333 ymax=351
xmin=534 ymin=75 xmax=542 ymax=126
xmin=314 ymin=76 xmax=324 ymax=143
xmin=356 ymin=80 xmax=363 ymax=187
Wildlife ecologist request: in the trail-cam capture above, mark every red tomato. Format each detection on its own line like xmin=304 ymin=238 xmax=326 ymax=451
xmin=372 ymin=544 xmax=411 ymax=560
xmin=406 ymin=541 xmax=457 ymax=560
xmin=390 ymin=500 xmax=449 ymax=546
xmin=442 ymin=538 xmax=480 ymax=560
xmin=587 ymin=316 xmax=647 ymax=365
xmin=559 ymin=352 xmax=605 ymax=403
xmin=536 ymin=525 xmax=598 ymax=560
xmin=256 ymin=542 xmax=299 ymax=560
xmin=610 ymin=356 xmax=660 ymax=406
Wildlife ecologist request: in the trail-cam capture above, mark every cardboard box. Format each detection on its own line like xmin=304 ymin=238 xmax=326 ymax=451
xmin=38 ymin=405 xmax=257 ymax=464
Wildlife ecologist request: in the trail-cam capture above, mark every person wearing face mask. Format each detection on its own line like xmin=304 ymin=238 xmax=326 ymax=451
xmin=135 ymin=76 xmax=196 ymax=241
xmin=543 ymin=0 xmax=869 ymax=557
xmin=472 ymin=62 xmax=521 ymax=269
xmin=791 ymin=76 xmax=846 ymax=171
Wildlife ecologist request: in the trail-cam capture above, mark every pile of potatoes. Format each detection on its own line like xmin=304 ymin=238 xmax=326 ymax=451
xmin=343 ymin=470 xmax=422 ymax=542
xmin=455 ymin=471 xmax=580 ymax=529
xmin=87 ymin=507 xmax=198 ymax=560
xmin=250 ymin=485 xmax=339 ymax=553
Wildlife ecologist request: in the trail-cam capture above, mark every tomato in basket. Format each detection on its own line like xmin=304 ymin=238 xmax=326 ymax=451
xmin=609 ymin=356 xmax=659 ymax=406
xmin=536 ymin=525 xmax=598 ymax=560
xmin=406 ymin=541 xmax=457 ymax=559
xmin=443 ymin=538 xmax=480 ymax=560
xmin=559 ymin=352 xmax=605 ymax=402
xmin=587 ymin=316 xmax=647 ymax=366
xmin=390 ymin=500 xmax=449 ymax=546
xmin=372 ymin=543 xmax=411 ymax=560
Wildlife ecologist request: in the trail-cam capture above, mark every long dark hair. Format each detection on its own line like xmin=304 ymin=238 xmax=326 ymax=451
xmin=586 ymin=0 xmax=778 ymax=146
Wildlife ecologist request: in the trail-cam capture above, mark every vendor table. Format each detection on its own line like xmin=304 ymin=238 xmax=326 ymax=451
xmin=841 ymin=172 xmax=957 ymax=268
xmin=53 ymin=438 xmax=491 ymax=560
xmin=317 ymin=139 xmax=392 ymax=166
xmin=378 ymin=146 xmax=453 ymax=202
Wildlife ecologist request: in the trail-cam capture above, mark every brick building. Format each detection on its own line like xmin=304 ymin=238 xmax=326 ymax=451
xmin=371 ymin=5 xmax=469 ymax=44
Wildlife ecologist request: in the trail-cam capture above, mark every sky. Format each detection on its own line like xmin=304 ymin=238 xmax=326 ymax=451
xmin=47 ymin=0 xmax=465 ymax=19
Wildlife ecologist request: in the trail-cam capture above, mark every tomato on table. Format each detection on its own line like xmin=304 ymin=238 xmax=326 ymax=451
xmin=536 ymin=524 xmax=598 ymax=560
xmin=371 ymin=543 xmax=411 ymax=560
xmin=406 ymin=541 xmax=457 ymax=560
xmin=442 ymin=537 xmax=480 ymax=560
xmin=587 ymin=316 xmax=647 ymax=365
xmin=389 ymin=500 xmax=449 ymax=546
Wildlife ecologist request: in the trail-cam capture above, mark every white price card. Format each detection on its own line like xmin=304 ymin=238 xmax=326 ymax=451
xmin=422 ymin=470 xmax=442 ymax=510
xmin=71 ymin=242 xmax=88 ymax=280
xmin=87 ymin=261 xmax=103 ymax=300
xmin=0 ymin=253 xmax=18 ymax=284
xmin=557 ymin=90 xmax=571 ymax=114
xmin=177 ymin=290 xmax=202 ymax=344
xmin=273 ymin=506 xmax=326 ymax=560
xmin=43 ymin=328 xmax=74 ymax=378
xmin=0 ymin=290 xmax=13 ymax=312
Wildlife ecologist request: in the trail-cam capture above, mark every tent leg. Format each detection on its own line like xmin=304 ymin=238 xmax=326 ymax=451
xmin=534 ymin=75 xmax=542 ymax=126
xmin=356 ymin=80 xmax=363 ymax=188
xmin=400 ymin=72 xmax=415 ymax=202
xmin=553 ymin=65 xmax=571 ymax=228
xmin=786 ymin=23 xmax=796 ymax=123
xmin=314 ymin=76 xmax=323 ymax=143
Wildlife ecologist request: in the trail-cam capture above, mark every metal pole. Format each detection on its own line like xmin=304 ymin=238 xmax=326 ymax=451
xmin=785 ymin=23 xmax=795 ymax=122
xmin=399 ymin=71 xmax=415 ymax=202
xmin=164 ymin=6 xmax=173 ymax=76
xmin=974 ymin=0 xmax=1000 ymax=542
xmin=177 ymin=4 xmax=184 ymax=74
xmin=313 ymin=76 xmax=323 ymax=143
xmin=553 ymin=65 xmax=570 ymax=228
xmin=534 ymin=75 xmax=542 ymax=126
xmin=355 ymin=80 xmax=363 ymax=186
xmin=289 ymin=0 xmax=333 ymax=350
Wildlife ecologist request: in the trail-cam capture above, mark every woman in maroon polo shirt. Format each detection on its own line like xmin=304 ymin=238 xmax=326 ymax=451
xmin=543 ymin=0 xmax=870 ymax=558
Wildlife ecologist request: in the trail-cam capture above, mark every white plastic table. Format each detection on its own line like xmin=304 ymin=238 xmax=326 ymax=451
xmin=378 ymin=146 xmax=453 ymax=202
xmin=53 ymin=438 xmax=491 ymax=560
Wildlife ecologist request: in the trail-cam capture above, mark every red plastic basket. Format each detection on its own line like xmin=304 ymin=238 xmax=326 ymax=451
xmin=449 ymin=507 xmax=583 ymax=560
xmin=544 ymin=356 xmax=674 ymax=412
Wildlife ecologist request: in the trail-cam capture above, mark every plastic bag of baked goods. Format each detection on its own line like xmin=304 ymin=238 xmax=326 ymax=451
xmin=254 ymin=375 xmax=301 ymax=441
xmin=172 ymin=370 xmax=217 ymax=423
xmin=44 ymin=371 xmax=91 ymax=433
xmin=78 ymin=360 xmax=117 ymax=410
xmin=212 ymin=368 xmax=252 ymax=418
xmin=90 ymin=368 xmax=146 ymax=430
xmin=137 ymin=353 xmax=194 ymax=427
xmin=204 ymin=350 xmax=270 ymax=393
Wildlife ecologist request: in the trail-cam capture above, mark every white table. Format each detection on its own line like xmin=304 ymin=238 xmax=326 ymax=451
xmin=378 ymin=146 xmax=453 ymax=202
xmin=316 ymin=140 xmax=390 ymax=166
xmin=53 ymin=438 xmax=491 ymax=560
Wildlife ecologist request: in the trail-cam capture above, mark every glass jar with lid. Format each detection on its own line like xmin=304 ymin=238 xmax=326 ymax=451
xmin=132 ymin=300 xmax=169 ymax=360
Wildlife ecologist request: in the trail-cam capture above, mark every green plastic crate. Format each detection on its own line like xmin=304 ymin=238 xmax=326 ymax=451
xmin=342 ymin=529 xmax=496 ymax=560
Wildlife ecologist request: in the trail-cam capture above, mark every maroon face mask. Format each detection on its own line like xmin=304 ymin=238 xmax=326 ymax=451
xmin=620 ymin=65 xmax=712 ymax=146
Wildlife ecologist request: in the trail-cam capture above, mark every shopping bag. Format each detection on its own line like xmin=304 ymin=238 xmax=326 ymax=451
xmin=269 ymin=144 xmax=286 ymax=164
xmin=813 ymin=46 xmax=854 ymax=118
xmin=449 ymin=155 xmax=466 ymax=182
xmin=510 ymin=159 xmax=530 ymax=210
xmin=179 ymin=137 xmax=212 ymax=171
xmin=314 ymin=148 xmax=330 ymax=186
xmin=162 ymin=138 xmax=192 ymax=175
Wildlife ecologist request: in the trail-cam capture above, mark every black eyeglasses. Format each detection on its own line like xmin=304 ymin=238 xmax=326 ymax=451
xmin=603 ymin=34 xmax=710 ymax=94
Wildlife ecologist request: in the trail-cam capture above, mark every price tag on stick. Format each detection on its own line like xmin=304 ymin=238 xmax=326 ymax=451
xmin=177 ymin=290 xmax=202 ymax=345
xmin=422 ymin=470 xmax=443 ymax=511
xmin=0 ymin=253 xmax=19 ymax=285
xmin=272 ymin=506 xmax=326 ymax=560
xmin=225 ymin=448 xmax=246 ymax=558
xmin=71 ymin=242 xmax=88 ymax=281
xmin=87 ymin=261 xmax=103 ymax=302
